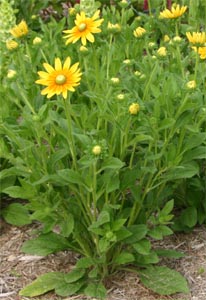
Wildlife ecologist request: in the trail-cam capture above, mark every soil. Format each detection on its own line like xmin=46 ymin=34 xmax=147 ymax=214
xmin=0 ymin=218 xmax=206 ymax=300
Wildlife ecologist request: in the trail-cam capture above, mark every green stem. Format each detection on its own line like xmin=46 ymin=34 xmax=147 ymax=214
xmin=16 ymin=82 xmax=36 ymax=114
xmin=63 ymin=97 xmax=77 ymax=169
xmin=194 ymin=49 xmax=199 ymax=82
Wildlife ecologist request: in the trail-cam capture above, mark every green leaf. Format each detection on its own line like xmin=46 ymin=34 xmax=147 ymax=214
xmin=57 ymin=169 xmax=83 ymax=185
xmin=133 ymin=239 xmax=151 ymax=255
xmin=59 ymin=213 xmax=74 ymax=237
xmin=139 ymin=266 xmax=189 ymax=295
xmin=2 ymin=203 xmax=32 ymax=226
xmin=148 ymin=225 xmax=173 ymax=240
xmin=64 ymin=268 xmax=85 ymax=283
xmin=55 ymin=281 xmax=83 ymax=297
xmin=76 ymin=257 xmax=94 ymax=269
xmin=21 ymin=232 xmax=70 ymax=256
xmin=181 ymin=206 xmax=197 ymax=228
xmin=155 ymin=249 xmax=185 ymax=258
xmin=113 ymin=252 xmax=135 ymax=265
xmin=163 ymin=163 xmax=199 ymax=181
xmin=84 ymin=282 xmax=107 ymax=299
xmin=19 ymin=272 xmax=64 ymax=297
xmin=135 ymin=251 xmax=159 ymax=265
xmin=158 ymin=118 xmax=175 ymax=131
xmin=125 ymin=224 xmax=148 ymax=244
xmin=160 ymin=200 xmax=174 ymax=216
xmin=100 ymin=157 xmax=125 ymax=171
xmin=3 ymin=185 xmax=36 ymax=200
xmin=89 ymin=211 xmax=110 ymax=230
xmin=112 ymin=219 xmax=127 ymax=231
xmin=99 ymin=238 xmax=111 ymax=253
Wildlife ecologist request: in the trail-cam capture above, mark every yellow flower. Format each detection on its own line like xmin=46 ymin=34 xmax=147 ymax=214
xmin=63 ymin=10 xmax=104 ymax=46
xmin=35 ymin=57 xmax=82 ymax=99
xmin=186 ymin=80 xmax=196 ymax=89
xmin=6 ymin=39 xmax=18 ymax=50
xmin=10 ymin=20 xmax=28 ymax=38
xmin=7 ymin=69 xmax=16 ymax=78
xmin=173 ymin=36 xmax=182 ymax=43
xmin=157 ymin=46 xmax=167 ymax=57
xmin=133 ymin=26 xmax=146 ymax=38
xmin=33 ymin=37 xmax=42 ymax=45
xmin=117 ymin=94 xmax=125 ymax=100
xmin=123 ymin=59 xmax=131 ymax=65
xmin=163 ymin=35 xmax=170 ymax=42
xmin=92 ymin=145 xmax=101 ymax=155
xmin=111 ymin=77 xmax=120 ymax=84
xmin=186 ymin=32 xmax=206 ymax=46
xmin=129 ymin=103 xmax=140 ymax=115
xmin=159 ymin=4 xmax=187 ymax=19
xmin=198 ymin=47 xmax=206 ymax=59
xmin=107 ymin=22 xmax=121 ymax=33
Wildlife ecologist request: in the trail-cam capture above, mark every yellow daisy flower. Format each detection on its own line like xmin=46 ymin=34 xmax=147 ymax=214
xmin=63 ymin=10 xmax=104 ymax=46
xmin=6 ymin=39 xmax=18 ymax=50
xmin=129 ymin=103 xmax=140 ymax=115
xmin=35 ymin=57 xmax=82 ymax=99
xmin=159 ymin=4 xmax=187 ymax=19
xmin=10 ymin=20 xmax=28 ymax=38
xmin=198 ymin=47 xmax=206 ymax=59
xmin=186 ymin=32 xmax=206 ymax=46
xmin=133 ymin=26 xmax=146 ymax=38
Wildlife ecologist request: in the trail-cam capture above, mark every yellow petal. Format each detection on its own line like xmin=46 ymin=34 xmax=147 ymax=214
xmin=63 ymin=57 xmax=71 ymax=69
xmin=55 ymin=58 xmax=62 ymax=71
xmin=43 ymin=63 xmax=54 ymax=73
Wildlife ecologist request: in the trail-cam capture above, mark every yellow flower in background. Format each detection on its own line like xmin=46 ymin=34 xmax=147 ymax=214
xmin=163 ymin=35 xmax=170 ymax=42
xmin=10 ymin=20 xmax=28 ymax=38
xmin=157 ymin=46 xmax=167 ymax=57
xmin=7 ymin=69 xmax=16 ymax=78
xmin=129 ymin=103 xmax=140 ymax=115
xmin=63 ymin=10 xmax=104 ymax=46
xmin=6 ymin=39 xmax=18 ymax=50
xmin=159 ymin=4 xmax=187 ymax=19
xmin=186 ymin=80 xmax=196 ymax=89
xmin=35 ymin=57 xmax=82 ymax=99
xmin=111 ymin=77 xmax=120 ymax=84
xmin=133 ymin=26 xmax=146 ymax=38
xmin=198 ymin=47 xmax=206 ymax=59
xmin=107 ymin=22 xmax=121 ymax=33
xmin=33 ymin=37 xmax=42 ymax=45
xmin=186 ymin=32 xmax=206 ymax=46
xmin=92 ymin=145 xmax=101 ymax=155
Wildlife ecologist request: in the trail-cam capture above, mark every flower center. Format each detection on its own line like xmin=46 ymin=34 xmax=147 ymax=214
xmin=78 ymin=23 xmax=87 ymax=32
xmin=55 ymin=74 xmax=66 ymax=85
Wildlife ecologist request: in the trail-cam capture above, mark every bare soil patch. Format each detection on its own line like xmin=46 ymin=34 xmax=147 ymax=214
xmin=0 ymin=219 xmax=206 ymax=300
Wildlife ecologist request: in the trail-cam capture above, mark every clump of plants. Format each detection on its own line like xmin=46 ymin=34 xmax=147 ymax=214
xmin=0 ymin=1 xmax=206 ymax=299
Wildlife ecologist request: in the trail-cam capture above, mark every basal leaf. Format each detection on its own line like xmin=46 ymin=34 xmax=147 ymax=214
xmin=2 ymin=203 xmax=32 ymax=226
xmin=21 ymin=232 xmax=70 ymax=256
xmin=139 ymin=266 xmax=189 ymax=295
xmin=19 ymin=272 xmax=64 ymax=297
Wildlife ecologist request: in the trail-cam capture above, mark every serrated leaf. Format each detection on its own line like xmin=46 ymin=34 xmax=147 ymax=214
xmin=139 ymin=266 xmax=189 ymax=295
xmin=2 ymin=203 xmax=32 ymax=226
xmin=84 ymin=282 xmax=107 ymax=299
xmin=21 ymin=232 xmax=70 ymax=256
xmin=113 ymin=252 xmax=135 ymax=265
xmin=19 ymin=272 xmax=64 ymax=297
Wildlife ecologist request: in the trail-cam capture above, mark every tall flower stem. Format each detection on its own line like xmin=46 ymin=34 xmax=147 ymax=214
xmin=194 ymin=49 xmax=199 ymax=82
xmin=63 ymin=96 xmax=77 ymax=169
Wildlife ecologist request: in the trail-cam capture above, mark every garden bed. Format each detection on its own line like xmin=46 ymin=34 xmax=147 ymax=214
xmin=1 ymin=219 xmax=206 ymax=300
